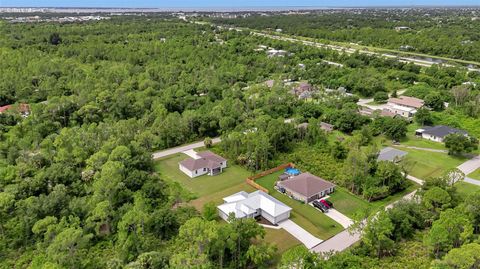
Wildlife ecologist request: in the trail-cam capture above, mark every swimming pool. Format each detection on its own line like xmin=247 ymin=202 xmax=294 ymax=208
xmin=285 ymin=167 xmax=300 ymax=175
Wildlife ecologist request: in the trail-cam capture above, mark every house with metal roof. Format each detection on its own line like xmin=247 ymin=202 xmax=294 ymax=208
xmin=217 ymin=190 xmax=292 ymax=225
xmin=277 ymin=172 xmax=336 ymax=203
xmin=178 ymin=150 xmax=227 ymax=178
xmin=415 ymin=125 xmax=468 ymax=143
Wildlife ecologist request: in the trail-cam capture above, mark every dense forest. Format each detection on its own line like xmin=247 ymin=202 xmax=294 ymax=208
xmin=1 ymin=14 xmax=480 ymax=268
xmin=211 ymin=8 xmax=480 ymax=62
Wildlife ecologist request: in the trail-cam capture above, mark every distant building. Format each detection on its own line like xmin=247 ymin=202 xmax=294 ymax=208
xmin=415 ymin=125 xmax=468 ymax=143
xmin=386 ymin=96 xmax=424 ymax=118
xmin=320 ymin=122 xmax=334 ymax=132
xmin=267 ymin=49 xmax=287 ymax=57
xmin=290 ymin=82 xmax=315 ymax=99
xmin=0 ymin=103 xmax=30 ymax=117
xmin=179 ymin=150 xmax=227 ymax=178
xmin=395 ymin=26 xmax=411 ymax=31
xmin=217 ymin=190 xmax=292 ymax=225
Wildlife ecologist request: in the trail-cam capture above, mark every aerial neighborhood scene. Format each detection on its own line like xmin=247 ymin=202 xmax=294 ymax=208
xmin=2 ymin=1 xmax=480 ymax=268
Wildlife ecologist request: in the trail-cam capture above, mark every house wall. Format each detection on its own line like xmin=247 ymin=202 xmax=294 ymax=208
xmin=179 ymin=164 xmax=194 ymax=178
xmin=218 ymin=208 xmax=230 ymax=222
xmin=421 ymin=133 xmax=443 ymax=143
xmin=179 ymin=164 xmax=209 ymax=178
xmin=386 ymin=103 xmax=414 ymax=118
xmin=261 ymin=211 xmax=277 ymax=225
xmin=273 ymin=211 xmax=291 ymax=224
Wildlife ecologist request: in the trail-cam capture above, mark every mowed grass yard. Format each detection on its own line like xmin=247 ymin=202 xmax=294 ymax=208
xmin=155 ymin=154 xmax=303 ymax=253
xmin=468 ymin=169 xmax=480 ymax=181
xmin=455 ymin=181 xmax=480 ymax=196
xmin=395 ymin=147 xmax=468 ymax=179
xmin=154 ymin=153 xmax=253 ymax=198
xmin=256 ymin=171 xmax=343 ymax=240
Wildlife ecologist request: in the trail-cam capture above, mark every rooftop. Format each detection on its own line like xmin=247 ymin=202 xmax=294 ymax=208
xmin=179 ymin=150 xmax=226 ymax=171
xmin=388 ymin=96 xmax=424 ymax=109
xmin=279 ymin=172 xmax=335 ymax=197
xmin=377 ymin=147 xmax=408 ymax=162
xmin=218 ymin=190 xmax=292 ymax=219
xmin=420 ymin=125 xmax=468 ymax=138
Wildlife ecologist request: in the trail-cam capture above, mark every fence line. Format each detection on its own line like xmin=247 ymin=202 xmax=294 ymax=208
xmin=245 ymin=163 xmax=295 ymax=193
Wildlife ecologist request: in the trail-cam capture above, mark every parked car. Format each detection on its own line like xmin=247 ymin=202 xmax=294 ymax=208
xmin=324 ymin=200 xmax=333 ymax=207
xmin=320 ymin=199 xmax=330 ymax=209
xmin=313 ymin=201 xmax=328 ymax=213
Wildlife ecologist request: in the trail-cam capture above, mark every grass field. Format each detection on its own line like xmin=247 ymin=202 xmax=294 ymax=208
xmin=455 ymin=181 xmax=480 ymax=196
xmin=468 ymin=169 xmax=480 ymax=181
xmin=256 ymin=171 xmax=343 ymax=239
xmin=154 ymin=153 xmax=253 ymax=198
xmin=396 ymin=147 xmax=468 ymax=179
xmin=327 ymin=187 xmax=371 ymax=220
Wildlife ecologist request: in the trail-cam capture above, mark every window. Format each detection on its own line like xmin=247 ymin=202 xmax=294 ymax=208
xmin=195 ymin=170 xmax=197 ymax=174
xmin=203 ymin=168 xmax=206 ymax=171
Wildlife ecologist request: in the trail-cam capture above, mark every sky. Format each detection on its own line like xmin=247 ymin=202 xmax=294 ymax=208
xmin=1 ymin=0 xmax=479 ymax=8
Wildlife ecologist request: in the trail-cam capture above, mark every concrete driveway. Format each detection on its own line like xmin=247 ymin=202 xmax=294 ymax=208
xmin=324 ymin=209 xmax=354 ymax=228
xmin=278 ymin=219 xmax=323 ymax=249
xmin=464 ymin=177 xmax=480 ymax=186
xmin=151 ymin=137 xmax=221 ymax=159
xmin=310 ymin=228 xmax=361 ymax=253
xmin=457 ymin=155 xmax=480 ymax=175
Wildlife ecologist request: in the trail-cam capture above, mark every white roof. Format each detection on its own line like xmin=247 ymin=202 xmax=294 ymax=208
xmin=218 ymin=190 xmax=291 ymax=219
xmin=389 ymin=104 xmax=417 ymax=112
xmin=223 ymin=191 xmax=248 ymax=203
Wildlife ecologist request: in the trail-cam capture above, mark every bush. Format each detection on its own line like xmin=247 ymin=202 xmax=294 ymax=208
xmin=373 ymin=92 xmax=389 ymax=103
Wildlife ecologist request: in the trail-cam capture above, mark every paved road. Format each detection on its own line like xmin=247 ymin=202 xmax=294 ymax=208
xmin=252 ymin=32 xmax=480 ymax=72
xmin=151 ymin=137 xmax=221 ymax=160
xmin=457 ymin=155 xmax=480 ymax=175
xmin=278 ymin=219 xmax=323 ymax=249
xmin=395 ymin=145 xmax=448 ymax=153
xmin=464 ymin=177 xmax=480 ymax=186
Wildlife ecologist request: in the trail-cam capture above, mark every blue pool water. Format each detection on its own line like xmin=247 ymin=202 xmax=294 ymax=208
xmin=285 ymin=167 xmax=300 ymax=175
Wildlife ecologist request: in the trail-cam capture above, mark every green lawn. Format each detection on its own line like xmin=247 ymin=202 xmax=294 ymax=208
xmin=396 ymin=147 xmax=468 ymax=179
xmin=154 ymin=153 xmax=252 ymax=198
xmin=327 ymin=187 xmax=371 ymax=220
xmin=455 ymin=181 xmax=480 ymax=196
xmin=256 ymin=171 xmax=343 ymax=240
xmin=468 ymin=169 xmax=480 ymax=181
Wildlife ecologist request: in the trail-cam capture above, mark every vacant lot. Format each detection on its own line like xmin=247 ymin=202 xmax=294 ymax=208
xmin=154 ymin=153 xmax=252 ymax=198
xmin=327 ymin=187 xmax=370 ymax=220
xmin=396 ymin=147 xmax=468 ymax=179
xmin=256 ymin=171 xmax=343 ymax=240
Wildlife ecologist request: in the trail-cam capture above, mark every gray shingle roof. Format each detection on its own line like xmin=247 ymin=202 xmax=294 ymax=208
xmin=421 ymin=125 xmax=468 ymax=138
xmin=377 ymin=147 xmax=408 ymax=162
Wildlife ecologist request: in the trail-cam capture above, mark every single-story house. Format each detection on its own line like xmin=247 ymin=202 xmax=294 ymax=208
xmin=217 ymin=190 xmax=292 ymax=225
xmin=415 ymin=125 xmax=468 ymax=143
xmin=179 ymin=150 xmax=227 ymax=178
xmin=320 ymin=122 xmax=334 ymax=132
xmin=377 ymin=147 xmax=408 ymax=162
xmin=277 ymin=172 xmax=336 ymax=203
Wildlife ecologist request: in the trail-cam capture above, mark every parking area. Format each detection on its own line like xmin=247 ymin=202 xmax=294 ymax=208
xmin=309 ymin=198 xmax=354 ymax=229
xmin=278 ymin=219 xmax=323 ymax=249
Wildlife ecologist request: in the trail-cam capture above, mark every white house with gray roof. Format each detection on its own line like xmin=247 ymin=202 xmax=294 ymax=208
xmin=377 ymin=147 xmax=408 ymax=162
xmin=217 ymin=191 xmax=292 ymax=225
xmin=178 ymin=150 xmax=227 ymax=178
xmin=416 ymin=125 xmax=468 ymax=143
